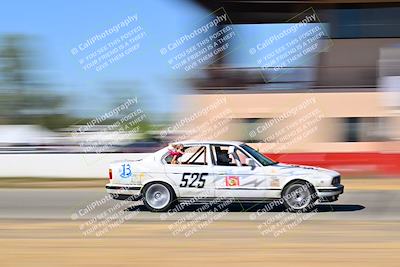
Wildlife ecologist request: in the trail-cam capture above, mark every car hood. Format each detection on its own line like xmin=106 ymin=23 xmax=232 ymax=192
xmin=269 ymin=163 xmax=339 ymax=178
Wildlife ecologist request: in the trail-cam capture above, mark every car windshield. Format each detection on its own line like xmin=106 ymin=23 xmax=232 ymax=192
xmin=240 ymin=144 xmax=278 ymax=166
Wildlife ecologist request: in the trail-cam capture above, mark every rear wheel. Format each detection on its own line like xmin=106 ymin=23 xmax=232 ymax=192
xmin=282 ymin=181 xmax=316 ymax=212
xmin=142 ymin=183 xmax=175 ymax=212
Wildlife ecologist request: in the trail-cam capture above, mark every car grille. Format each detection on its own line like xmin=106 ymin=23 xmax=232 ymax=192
xmin=332 ymin=176 xmax=341 ymax=185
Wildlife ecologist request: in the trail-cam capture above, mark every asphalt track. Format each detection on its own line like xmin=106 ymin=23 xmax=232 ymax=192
xmin=1 ymin=188 xmax=399 ymax=267
xmin=0 ymin=188 xmax=399 ymax=220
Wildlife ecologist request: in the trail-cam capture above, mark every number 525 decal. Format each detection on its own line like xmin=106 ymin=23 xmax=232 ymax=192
xmin=180 ymin=173 xmax=208 ymax=188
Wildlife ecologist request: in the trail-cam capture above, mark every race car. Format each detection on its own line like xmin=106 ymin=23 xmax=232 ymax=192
xmin=106 ymin=140 xmax=344 ymax=212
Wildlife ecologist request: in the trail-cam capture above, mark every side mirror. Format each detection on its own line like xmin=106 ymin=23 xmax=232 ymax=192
xmin=246 ymin=158 xmax=256 ymax=167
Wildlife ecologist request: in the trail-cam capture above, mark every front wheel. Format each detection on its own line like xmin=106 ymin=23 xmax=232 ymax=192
xmin=142 ymin=183 xmax=175 ymax=212
xmin=282 ymin=182 xmax=316 ymax=212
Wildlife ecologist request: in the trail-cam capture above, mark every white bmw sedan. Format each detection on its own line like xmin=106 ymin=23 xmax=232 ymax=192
xmin=106 ymin=141 xmax=344 ymax=212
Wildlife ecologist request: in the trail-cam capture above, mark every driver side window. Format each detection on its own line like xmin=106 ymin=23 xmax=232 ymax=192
xmin=236 ymin=148 xmax=251 ymax=166
xmin=211 ymin=145 xmax=252 ymax=167
xmin=211 ymin=145 xmax=231 ymax=166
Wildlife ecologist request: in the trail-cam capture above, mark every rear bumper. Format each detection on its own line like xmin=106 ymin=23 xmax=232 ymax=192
xmin=316 ymin=184 xmax=344 ymax=198
xmin=106 ymin=183 xmax=142 ymax=200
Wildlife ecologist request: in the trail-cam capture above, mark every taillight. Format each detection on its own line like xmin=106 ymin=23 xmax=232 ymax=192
xmin=108 ymin=169 xmax=112 ymax=180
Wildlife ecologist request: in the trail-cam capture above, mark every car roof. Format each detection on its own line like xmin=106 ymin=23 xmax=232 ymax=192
xmin=174 ymin=140 xmax=245 ymax=146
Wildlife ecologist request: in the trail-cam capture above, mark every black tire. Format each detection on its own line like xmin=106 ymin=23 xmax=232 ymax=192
xmin=281 ymin=181 xmax=317 ymax=212
xmin=142 ymin=182 xmax=175 ymax=212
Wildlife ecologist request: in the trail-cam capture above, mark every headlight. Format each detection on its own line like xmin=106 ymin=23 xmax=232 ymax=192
xmin=332 ymin=176 xmax=341 ymax=185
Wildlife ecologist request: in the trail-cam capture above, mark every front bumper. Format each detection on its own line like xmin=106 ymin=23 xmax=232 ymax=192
xmin=316 ymin=184 xmax=344 ymax=198
xmin=106 ymin=183 xmax=142 ymax=200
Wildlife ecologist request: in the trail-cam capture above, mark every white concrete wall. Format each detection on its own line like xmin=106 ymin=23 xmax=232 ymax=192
xmin=0 ymin=153 xmax=150 ymax=178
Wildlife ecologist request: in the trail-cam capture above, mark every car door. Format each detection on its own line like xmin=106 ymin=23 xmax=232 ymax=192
xmin=163 ymin=144 xmax=214 ymax=199
xmin=210 ymin=144 xmax=270 ymax=199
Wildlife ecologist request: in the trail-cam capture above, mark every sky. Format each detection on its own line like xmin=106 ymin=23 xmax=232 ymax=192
xmin=0 ymin=0 xmax=327 ymax=119
xmin=0 ymin=0 xmax=208 ymax=118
